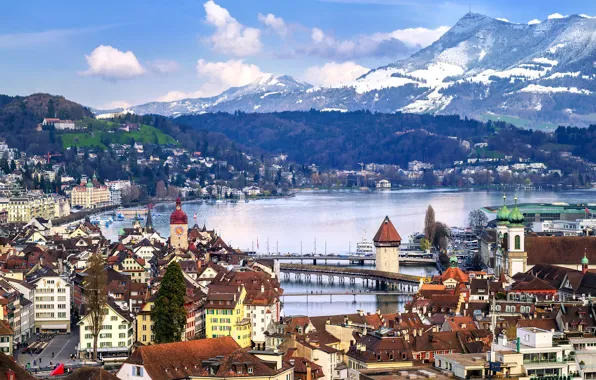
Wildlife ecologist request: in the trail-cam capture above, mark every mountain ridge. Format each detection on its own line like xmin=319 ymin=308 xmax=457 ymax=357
xmin=94 ymin=12 xmax=596 ymax=127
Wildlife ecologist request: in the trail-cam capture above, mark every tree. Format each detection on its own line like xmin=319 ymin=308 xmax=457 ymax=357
xmin=420 ymin=237 xmax=431 ymax=252
xmin=433 ymin=221 xmax=451 ymax=250
xmin=152 ymin=262 xmax=187 ymax=343
xmin=424 ymin=205 xmax=436 ymax=243
xmin=86 ymin=252 xmax=107 ymax=361
xmin=468 ymin=209 xmax=488 ymax=233
xmin=156 ymin=180 xmax=167 ymax=199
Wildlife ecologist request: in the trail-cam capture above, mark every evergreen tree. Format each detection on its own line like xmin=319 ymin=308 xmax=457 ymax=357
xmin=47 ymin=99 xmax=55 ymax=118
xmin=152 ymin=262 xmax=187 ymax=343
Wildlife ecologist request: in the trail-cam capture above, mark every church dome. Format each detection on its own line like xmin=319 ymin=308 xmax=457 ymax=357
xmin=582 ymin=252 xmax=589 ymax=265
xmin=508 ymin=196 xmax=524 ymax=225
xmin=497 ymin=195 xmax=510 ymax=224
xmin=449 ymin=255 xmax=458 ymax=267
xmin=170 ymin=198 xmax=188 ymax=224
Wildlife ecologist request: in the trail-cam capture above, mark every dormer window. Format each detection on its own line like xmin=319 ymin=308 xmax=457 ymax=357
xmin=247 ymin=366 xmax=253 ymax=374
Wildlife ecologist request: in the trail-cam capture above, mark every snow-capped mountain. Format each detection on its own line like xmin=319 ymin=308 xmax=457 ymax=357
xmin=96 ymin=13 xmax=596 ymax=127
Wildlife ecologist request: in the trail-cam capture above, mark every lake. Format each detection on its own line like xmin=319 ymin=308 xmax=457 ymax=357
xmin=100 ymin=188 xmax=596 ymax=316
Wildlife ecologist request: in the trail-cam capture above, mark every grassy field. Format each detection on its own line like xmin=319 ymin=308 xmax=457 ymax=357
xmin=480 ymin=113 xmax=558 ymax=131
xmin=60 ymin=118 xmax=177 ymax=149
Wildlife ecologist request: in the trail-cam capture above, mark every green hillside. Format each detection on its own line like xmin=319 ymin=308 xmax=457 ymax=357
xmin=59 ymin=118 xmax=177 ymax=149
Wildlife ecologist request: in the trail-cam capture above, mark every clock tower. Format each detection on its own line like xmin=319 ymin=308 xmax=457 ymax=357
xmin=170 ymin=198 xmax=188 ymax=250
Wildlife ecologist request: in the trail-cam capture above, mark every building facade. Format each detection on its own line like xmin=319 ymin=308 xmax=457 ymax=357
xmin=79 ymin=302 xmax=134 ymax=359
xmin=31 ymin=274 xmax=71 ymax=333
xmin=373 ymin=216 xmax=402 ymax=273
xmin=70 ymin=175 xmax=110 ymax=209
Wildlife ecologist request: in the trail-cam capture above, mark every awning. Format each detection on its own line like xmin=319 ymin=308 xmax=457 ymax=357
xmin=85 ymin=347 xmax=129 ymax=353
xmin=40 ymin=324 xmax=68 ymax=330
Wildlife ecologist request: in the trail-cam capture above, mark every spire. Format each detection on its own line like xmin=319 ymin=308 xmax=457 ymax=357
xmin=146 ymin=206 xmax=153 ymax=230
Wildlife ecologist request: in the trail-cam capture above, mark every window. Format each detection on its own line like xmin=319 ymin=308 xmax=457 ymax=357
xmin=58 ymin=312 xmax=66 ymax=318
xmin=119 ymin=333 xmax=126 ymax=338
xmin=111 ymin=316 xmax=118 ymax=321
xmin=132 ymin=366 xmax=144 ymax=377
xmin=515 ymin=235 xmax=521 ymax=250
xmin=142 ymin=325 xmax=146 ymax=331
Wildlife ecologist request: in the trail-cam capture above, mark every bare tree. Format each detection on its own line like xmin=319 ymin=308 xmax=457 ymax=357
xmin=424 ymin=205 xmax=436 ymax=243
xmin=156 ymin=180 xmax=167 ymax=199
xmin=468 ymin=209 xmax=489 ymax=233
xmin=86 ymin=252 xmax=107 ymax=361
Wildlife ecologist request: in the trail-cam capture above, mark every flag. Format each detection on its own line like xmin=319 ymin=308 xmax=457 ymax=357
xmin=586 ymin=207 xmax=590 ymax=214
xmin=257 ymin=238 xmax=259 ymax=249
xmin=193 ymin=213 xmax=197 ymax=219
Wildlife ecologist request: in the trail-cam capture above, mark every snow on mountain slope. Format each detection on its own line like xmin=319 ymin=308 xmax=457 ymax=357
xmin=95 ymin=12 xmax=596 ymax=127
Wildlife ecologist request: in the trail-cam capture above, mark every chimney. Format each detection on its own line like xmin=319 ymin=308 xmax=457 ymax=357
xmin=358 ymin=309 xmax=364 ymax=317
xmin=306 ymin=362 xmax=312 ymax=380
xmin=376 ymin=309 xmax=381 ymax=315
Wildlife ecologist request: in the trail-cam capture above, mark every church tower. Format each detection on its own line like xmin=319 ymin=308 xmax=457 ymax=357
xmin=505 ymin=196 xmax=527 ymax=277
xmin=494 ymin=194 xmax=510 ymax=276
xmin=373 ymin=216 xmax=402 ymax=273
xmin=170 ymin=198 xmax=189 ymax=250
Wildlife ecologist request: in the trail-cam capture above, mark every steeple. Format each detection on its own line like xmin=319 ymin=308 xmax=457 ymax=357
xmin=582 ymin=248 xmax=589 ymax=274
xmin=508 ymin=195 xmax=524 ymax=225
xmin=496 ymin=194 xmax=510 ymax=224
xmin=145 ymin=206 xmax=153 ymax=231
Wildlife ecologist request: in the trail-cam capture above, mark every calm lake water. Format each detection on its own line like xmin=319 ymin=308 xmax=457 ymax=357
xmin=100 ymin=188 xmax=596 ymax=316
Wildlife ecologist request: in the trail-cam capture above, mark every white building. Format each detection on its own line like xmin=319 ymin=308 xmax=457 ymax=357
xmin=492 ymin=327 xmax=576 ymax=378
xmin=78 ymin=301 xmax=134 ymax=359
xmin=29 ymin=269 xmax=71 ymax=333
xmin=375 ymin=179 xmax=391 ymax=189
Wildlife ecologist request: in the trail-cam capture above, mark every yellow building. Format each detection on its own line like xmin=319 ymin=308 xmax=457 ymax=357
xmin=70 ymin=175 xmax=110 ymax=209
xmin=8 ymin=193 xmax=56 ymax=223
xmin=205 ymin=285 xmax=251 ymax=348
xmin=135 ymin=300 xmax=155 ymax=345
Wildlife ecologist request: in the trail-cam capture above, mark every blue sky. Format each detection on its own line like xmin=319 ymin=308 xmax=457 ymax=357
xmin=1 ymin=0 xmax=595 ymax=109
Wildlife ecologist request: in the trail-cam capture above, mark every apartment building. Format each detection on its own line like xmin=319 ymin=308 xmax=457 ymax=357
xmin=7 ymin=193 xmax=57 ymax=222
xmin=79 ymin=301 xmax=134 ymax=359
xmin=205 ymin=285 xmax=251 ymax=348
xmin=29 ymin=269 xmax=71 ymax=333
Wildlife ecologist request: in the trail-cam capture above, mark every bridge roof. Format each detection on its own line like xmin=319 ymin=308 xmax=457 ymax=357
xmin=373 ymin=216 xmax=401 ymax=244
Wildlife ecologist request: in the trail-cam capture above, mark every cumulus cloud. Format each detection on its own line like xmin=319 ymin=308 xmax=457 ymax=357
xmin=303 ymin=61 xmax=369 ymax=86
xmin=547 ymin=13 xmax=566 ymax=20
xmin=301 ymin=25 xmax=449 ymax=59
xmin=148 ymin=60 xmax=179 ymax=73
xmin=528 ymin=19 xmax=541 ymax=25
xmin=258 ymin=13 xmax=287 ymax=36
xmin=102 ymin=100 xmax=131 ymax=109
xmin=157 ymin=59 xmax=268 ymax=102
xmin=81 ymin=45 xmax=146 ymax=80
xmin=203 ymin=0 xmax=262 ymax=57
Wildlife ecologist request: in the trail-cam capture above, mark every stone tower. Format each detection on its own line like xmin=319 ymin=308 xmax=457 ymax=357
xmin=169 ymin=198 xmax=189 ymax=250
xmin=373 ymin=216 xmax=402 ymax=273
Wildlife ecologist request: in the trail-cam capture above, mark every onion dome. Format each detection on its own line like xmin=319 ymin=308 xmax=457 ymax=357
xmin=86 ymin=181 xmax=94 ymax=188
xmin=449 ymin=255 xmax=458 ymax=267
xmin=497 ymin=194 xmax=510 ymax=224
xmin=118 ymin=227 xmax=125 ymax=236
xmin=170 ymin=197 xmax=188 ymax=224
xmin=582 ymin=251 xmax=589 ymax=265
xmin=508 ymin=196 xmax=524 ymax=225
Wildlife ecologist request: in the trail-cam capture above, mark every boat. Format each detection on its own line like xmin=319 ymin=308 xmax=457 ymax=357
xmin=356 ymin=232 xmax=374 ymax=255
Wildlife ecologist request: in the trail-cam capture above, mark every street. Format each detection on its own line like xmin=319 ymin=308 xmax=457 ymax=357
xmin=17 ymin=329 xmax=80 ymax=370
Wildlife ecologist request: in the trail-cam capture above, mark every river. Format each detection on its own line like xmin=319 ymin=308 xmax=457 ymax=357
xmin=100 ymin=188 xmax=596 ymax=316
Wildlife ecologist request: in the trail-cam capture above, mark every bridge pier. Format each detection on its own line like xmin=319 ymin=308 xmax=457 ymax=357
xmin=329 ymin=275 xmax=334 ymax=284
xmin=317 ymin=274 xmax=323 ymax=283
xmin=305 ymin=274 xmax=311 ymax=282
xmin=339 ymin=277 xmax=345 ymax=284
xmin=295 ymin=273 xmax=302 ymax=281
xmin=349 ymin=277 xmax=356 ymax=285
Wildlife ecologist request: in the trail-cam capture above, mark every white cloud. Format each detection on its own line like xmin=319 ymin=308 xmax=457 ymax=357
xmin=148 ymin=60 xmax=179 ymax=73
xmin=311 ymin=28 xmax=326 ymax=43
xmin=373 ymin=26 xmax=450 ymax=48
xmin=203 ymin=0 xmax=262 ymax=57
xmin=548 ymin=13 xmax=566 ymax=20
xmin=81 ymin=45 xmax=146 ymax=80
xmin=496 ymin=18 xmax=509 ymax=23
xmin=102 ymin=100 xmax=131 ymax=109
xmin=303 ymin=25 xmax=449 ymax=59
xmin=258 ymin=13 xmax=287 ymax=36
xmin=303 ymin=61 xmax=369 ymax=86
xmin=528 ymin=19 xmax=541 ymax=25
xmin=157 ymin=59 xmax=268 ymax=102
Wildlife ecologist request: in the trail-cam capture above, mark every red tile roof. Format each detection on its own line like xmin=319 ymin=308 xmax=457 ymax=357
xmin=373 ymin=216 xmax=402 ymax=244
xmin=441 ymin=267 xmax=470 ymax=283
